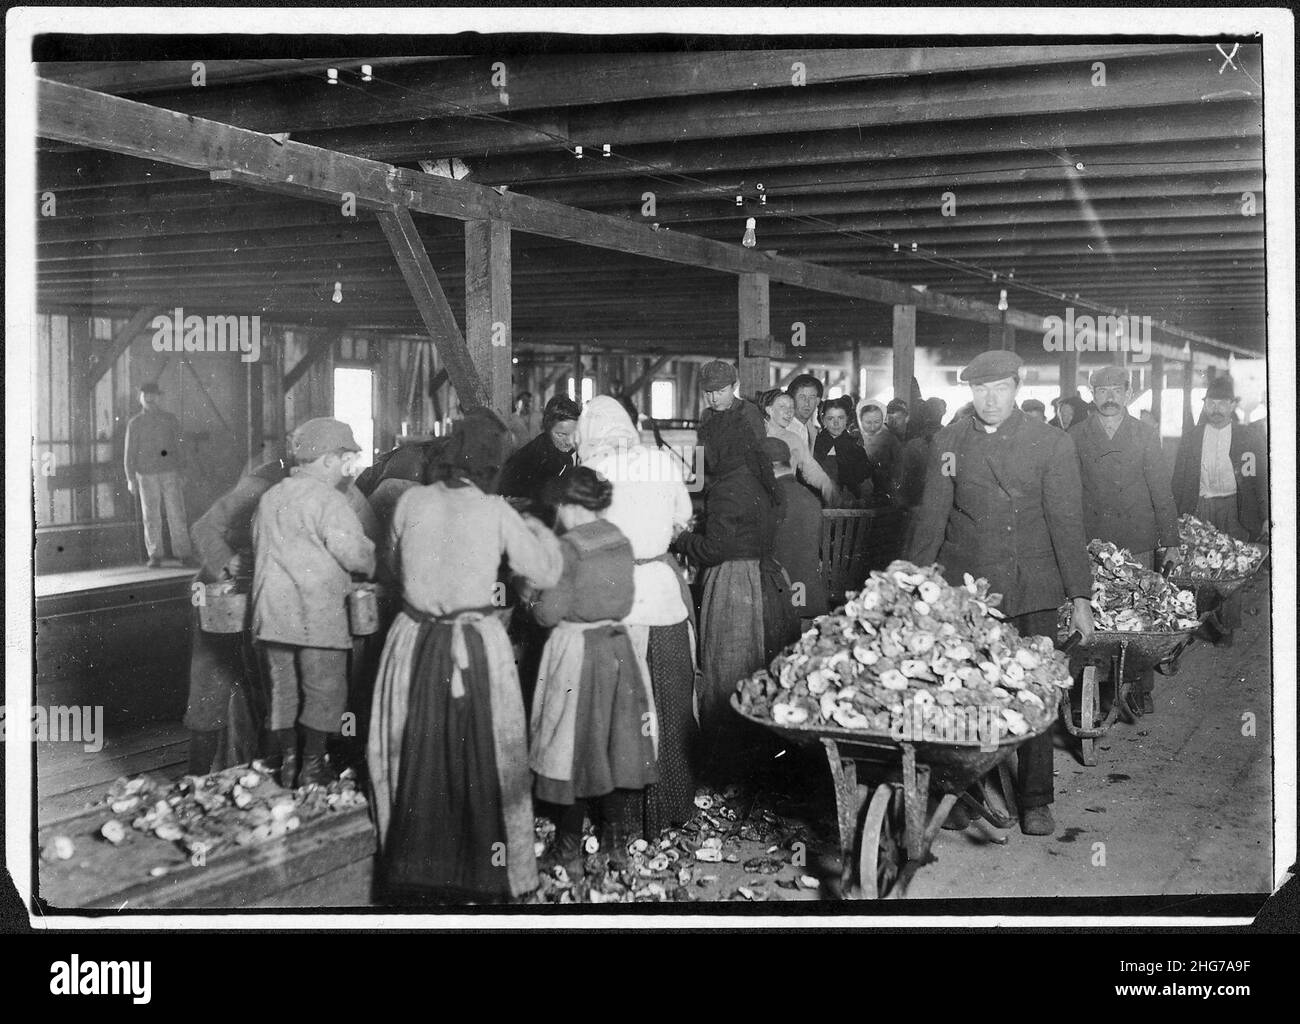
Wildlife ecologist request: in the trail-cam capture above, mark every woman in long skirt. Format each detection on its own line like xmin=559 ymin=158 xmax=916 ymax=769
xmin=671 ymin=409 xmax=797 ymax=784
xmin=529 ymin=467 xmax=658 ymax=876
xmin=367 ymin=409 xmax=563 ymax=903
xmin=576 ymin=396 xmax=699 ymax=836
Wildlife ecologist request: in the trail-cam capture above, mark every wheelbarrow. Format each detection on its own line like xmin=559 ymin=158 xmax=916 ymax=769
xmin=1055 ymin=625 xmax=1196 ymax=766
xmin=730 ymin=694 xmax=1053 ymax=900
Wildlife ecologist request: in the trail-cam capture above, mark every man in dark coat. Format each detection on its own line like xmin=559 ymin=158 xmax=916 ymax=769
xmin=765 ymin=436 xmax=828 ymax=627
xmin=1170 ymin=375 xmax=1269 ymax=644
xmin=1070 ymin=365 xmax=1183 ymax=714
xmin=907 ymin=350 xmax=1094 ymax=837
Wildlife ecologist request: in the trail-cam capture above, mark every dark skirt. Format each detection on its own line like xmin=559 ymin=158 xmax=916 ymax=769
xmin=534 ymin=624 xmax=658 ymax=806
xmin=610 ymin=620 xmax=699 ymax=838
xmin=383 ymin=619 xmax=513 ymax=899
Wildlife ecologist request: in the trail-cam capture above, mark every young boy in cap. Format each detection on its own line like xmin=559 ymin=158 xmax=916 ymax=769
xmin=698 ymin=359 xmax=766 ymax=442
xmin=906 ymin=349 xmax=1094 ymax=836
xmin=124 ymin=381 xmax=195 ymax=568
xmin=1021 ymin=398 xmax=1047 ymax=424
xmin=1070 ymin=365 xmax=1182 ymax=713
xmin=252 ymin=417 xmax=377 ymax=787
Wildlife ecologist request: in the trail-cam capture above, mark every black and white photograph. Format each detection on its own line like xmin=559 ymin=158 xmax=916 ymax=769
xmin=5 ymin=7 xmax=1294 ymax=931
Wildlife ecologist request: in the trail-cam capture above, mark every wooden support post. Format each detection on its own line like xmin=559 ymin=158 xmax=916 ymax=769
xmin=1149 ymin=354 xmax=1165 ymax=434
xmin=892 ymin=305 xmax=916 ymax=404
xmin=572 ymin=344 xmax=583 ymax=402
xmin=623 ymin=353 xmax=672 ymax=399
xmin=464 ymin=218 xmax=512 ymax=418
xmin=1059 ymin=346 xmax=1080 ymax=398
xmin=850 ymin=340 xmax=862 ymax=401
xmin=1182 ymin=352 xmax=1195 ymax=430
xmin=282 ymin=331 xmax=338 ymax=392
xmin=377 ymin=207 xmax=488 ymax=408
xmin=85 ymin=306 xmax=159 ymax=391
xmin=68 ymin=317 xmax=94 ymax=521
xmin=991 ymin=318 xmax=1015 ymax=351
xmin=738 ymin=272 xmax=771 ymax=402
xmin=246 ymin=360 xmax=264 ymax=467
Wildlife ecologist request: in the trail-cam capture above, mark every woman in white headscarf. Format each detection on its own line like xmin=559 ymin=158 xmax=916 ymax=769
xmin=575 ymin=396 xmax=699 ymax=835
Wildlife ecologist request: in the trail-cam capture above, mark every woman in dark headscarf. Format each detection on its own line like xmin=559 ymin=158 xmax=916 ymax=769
xmin=814 ymin=396 xmax=880 ymax=504
xmin=671 ymin=410 xmax=798 ymax=781
xmin=499 ymin=395 xmax=582 ymax=508
xmin=368 ymin=408 xmax=564 ymax=904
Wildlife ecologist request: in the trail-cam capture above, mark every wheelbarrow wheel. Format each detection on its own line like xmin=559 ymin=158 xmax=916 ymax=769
xmin=1079 ymin=665 xmax=1099 ymax=766
xmin=858 ymin=783 xmax=904 ymax=899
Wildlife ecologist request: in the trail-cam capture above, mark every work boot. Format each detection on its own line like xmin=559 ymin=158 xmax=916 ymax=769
xmin=599 ymin=818 xmax=633 ymax=871
xmin=278 ymin=750 xmax=300 ymax=789
xmin=297 ymin=753 xmax=338 ymax=788
xmin=1020 ymin=806 xmax=1055 ymax=836
xmin=146 ymin=556 xmax=163 ymax=568
xmin=1141 ymin=692 xmax=1155 ymax=716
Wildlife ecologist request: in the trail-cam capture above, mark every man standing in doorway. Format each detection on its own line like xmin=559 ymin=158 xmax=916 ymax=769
xmin=786 ymin=373 xmax=824 ymax=450
xmin=907 ymin=350 xmax=1094 ymax=836
xmin=124 ymin=381 xmax=194 ymax=568
xmin=1171 ymin=375 xmax=1269 ymax=645
xmin=1070 ymin=366 xmax=1182 ymax=714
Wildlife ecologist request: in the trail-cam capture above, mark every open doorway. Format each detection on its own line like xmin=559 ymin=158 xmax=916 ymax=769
xmin=333 ymin=366 xmax=375 ymax=470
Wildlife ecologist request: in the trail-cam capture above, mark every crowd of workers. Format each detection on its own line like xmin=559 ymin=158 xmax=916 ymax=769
xmin=164 ymin=345 xmax=1268 ymax=903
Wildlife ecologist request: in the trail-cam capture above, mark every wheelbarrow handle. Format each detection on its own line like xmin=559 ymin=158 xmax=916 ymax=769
xmin=1057 ymin=630 xmax=1083 ymax=654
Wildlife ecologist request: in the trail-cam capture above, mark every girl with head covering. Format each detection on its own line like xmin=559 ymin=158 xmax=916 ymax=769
xmin=367 ymin=407 xmax=564 ymax=904
xmin=671 ymin=410 xmax=799 ymax=782
xmin=574 ymin=396 xmax=698 ymax=838
xmin=498 ymin=394 xmax=582 ymax=509
xmin=528 ymin=467 xmax=658 ymax=877
xmin=814 ymin=396 xmax=878 ymax=504
xmin=856 ymin=397 xmax=904 ymax=502
xmin=760 ymin=388 xmax=837 ymax=505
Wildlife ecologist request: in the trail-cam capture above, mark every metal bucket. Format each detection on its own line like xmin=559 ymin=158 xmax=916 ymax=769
xmin=199 ymin=585 xmax=248 ymax=634
xmin=347 ymin=584 xmax=381 ymax=636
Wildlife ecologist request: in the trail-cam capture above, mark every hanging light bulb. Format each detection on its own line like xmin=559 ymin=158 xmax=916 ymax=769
xmin=892 ymin=242 xmax=900 ymax=253
xmin=332 ymin=281 xmax=343 ymax=303
xmin=735 ymin=195 xmax=744 ymax=207
xmin=759 ymin=194 xmax=767 ymax=205
xmin=742 ymin=217 xmax=757 ymax=248
xmin=998 ymin=289 xmax=1008 ymax=311
xmin=361 ymin=64 xmax=373 ymax=82
xmin=910 ymin=242 xmax=918 ymax=252
xmin=326 ymin=68 xmax=339 ymax=86
xmin=574 ymin=145 xmax=584 ymax=159
xmin=602 ymin=143 xmax=611 ymax=157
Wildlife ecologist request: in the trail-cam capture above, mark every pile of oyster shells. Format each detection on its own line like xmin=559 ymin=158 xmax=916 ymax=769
xmin=1069 ymin=540 xmax=1200 ymax=634
xmin=98 ymin=762 xmax=366 ymax=861
xmin=737 ymin=561 xmax=1072 ymax=740
xmin=1173 ymin=514 xmax=1265 ymax=580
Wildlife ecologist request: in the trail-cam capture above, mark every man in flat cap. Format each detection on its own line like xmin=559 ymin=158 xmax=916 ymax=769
xmin=1021 ymin=398 xmax=1047 ymax=424
xmin=1171 ymin=375 xmax=1269 ymax=645
xmin=697 ymin=358 xmax=766 ymax=442
xmin=124 ymin=381 xmax=196 ymax=567
xmin=907 ymin=349 xmax=1094 ymax=836
xmin=1070 ymin=365 xmax=1182 ymax=714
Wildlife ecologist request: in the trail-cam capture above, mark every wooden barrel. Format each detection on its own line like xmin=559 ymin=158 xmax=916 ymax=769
xmin=347 ymin=584 xmax=381 ymax=636
xmin=199 ymin=586 xmax=248 ymax=634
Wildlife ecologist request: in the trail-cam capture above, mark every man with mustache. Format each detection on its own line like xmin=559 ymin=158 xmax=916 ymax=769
xmin=1069 ymin=366 xmax=1183 ymax=715
xmin=907 ymin=349 xmax=1094 ymax=836
xmin=1170 ymin=375 xmax=1269 ymax=646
